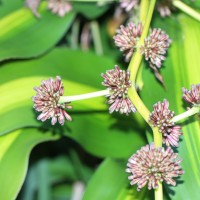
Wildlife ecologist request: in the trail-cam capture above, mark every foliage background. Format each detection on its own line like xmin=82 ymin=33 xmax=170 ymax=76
xmin=0 ymin=0 xmax=199 ymax=199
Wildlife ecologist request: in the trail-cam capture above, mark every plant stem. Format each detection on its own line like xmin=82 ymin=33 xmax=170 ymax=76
xmin=127 ymin=0 xmax=163 ymax=199
xmin=59 ymin=89 xmax=109 ymax=104
xmin=172 ymin=106 xmax=200 ymax=123
xmin=128 ymin=0 xmax=156 ymax=80
xmin=173 ymin=0 xmax=200 ymax=22
xmin=70 ymin=18 xmax=80 ymax=49
xmin=127 ymin=0 xmax=156 ymax=123
xmin=136 ymin=0 xmax=149 ymax=90
xmin=90 ymin=21 xmax=104 ymax=55
xmin=155 ymin=182 xmax=163 ymax=200
xmin=128 ymin=88 xmax=150 ymax=123
xmin=140 ymin=0 xmax=150 ymax=24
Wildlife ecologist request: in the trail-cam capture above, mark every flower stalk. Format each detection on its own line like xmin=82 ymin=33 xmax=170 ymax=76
xmin=173 ymin=0 xmax=200 ymax=22
xmin=172 ymin=106 xmax=200 ymax=123
xmin=127 ymin=0 xmax=163 ymax=199
xmin=58 ymin=89 xmax=110 ymax=104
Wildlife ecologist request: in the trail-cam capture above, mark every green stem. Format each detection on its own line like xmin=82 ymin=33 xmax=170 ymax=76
xmin=90 ymin=21 xmax=104 ymax=55
xmin=127 ymin=1 xmax=163 ymax=199
xmin=70 ymin=18 xmax=80 ymax=49
xmin=136 ymin=0 xmax=149 ymax=90
xmin=128 ymin=0 xmax=156 ymax=80
xmin=139 ymin=0 xmax=150 ymax=24
xmin=173 ymin=0 xmax=200 ymax=22
xmin=172 ymin=106 xmax=200 ymax=123
xmin=155 ymin=182 xmax=163 ymax=200
xmin=59 ymin=89 xmax=109 ymax=104
xmin=128 ymin=88 xmax=150 ymax=123
xmin=127 ymin=0 xmax=156 ymax=122
xmin=136 ymin=64 xmax=144 ymax=90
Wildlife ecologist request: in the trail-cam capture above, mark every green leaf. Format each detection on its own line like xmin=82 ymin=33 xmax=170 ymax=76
xmin=0 ymin=128 xmax=58 ymax=200
xmin=141 ymin=14 xmax=200 ymax=199
xmin=0 ymin=48 xmax=147 ymax=158
xmin=22 ymin=156 xmax=80 ymax=200
xmin=0 ymin=2 xmax=75 ymax=61
xmin=83 ymin=158 xmax=152 ymax=200
xmin=73 ymin=2 xmax=110 ymax=19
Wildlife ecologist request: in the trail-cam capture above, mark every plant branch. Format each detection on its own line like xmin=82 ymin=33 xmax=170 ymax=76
xmin=127 ymin=0 xmax=156 ymax=124
xmin=140 ymin=0 xmax=150 ymax=24
xmin=59 ymin=89 xmax=109 ymax=104
xmin=172 ymin=106 xmax=200 ymax=123
xmin=173 ymin=0 xmax=200 ymax=22
xmin=155 ymin=182 xmax=163 ymax=200
xmin=127 ymin=0 xmax=163 ymax=199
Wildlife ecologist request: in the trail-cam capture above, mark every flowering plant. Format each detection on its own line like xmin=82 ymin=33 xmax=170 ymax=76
xmin=0 ymin=0 xmax=199 ymax=199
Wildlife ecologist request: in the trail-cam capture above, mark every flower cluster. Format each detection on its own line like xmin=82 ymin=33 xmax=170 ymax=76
xmin=126 ymin=143 xmax=184 ymax=191
xmin=182 ymin=84 xmax=200 ymax=106
xmin=119 ymin=0 xmax=139 ymax=12
xmin=119 ymin=0 xmax=174 ymax=18
xmin=47 ymin=0 xmax=72 ymax=17
xmin=149 ymin=99 xmax=182 ymax=147
xmin=157 ymin=0 xmax=173 ymax=18
xmin=32 ymin=76 xmax=72 ymax=125
xmin=113 ymin=22 xmax=143 ymax=62
xmin=140 ymin=28 xmax=171 ymax=68
xmin=113 ymin=23 xmax=171 ymax=68
xmin=101 ymin=65 xmax=136 ymax=115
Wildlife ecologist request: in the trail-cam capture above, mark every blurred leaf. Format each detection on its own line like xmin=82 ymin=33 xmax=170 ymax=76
xmin=0 ymin=128 xmax=58 ymax=200
xmin=22 ymin=156 xmax=80 ymax=200
xmin=141 ymin=14 xmax=200 ymax=199
xmin=83 ymin=158 xmax=151 ymax=200
xmin=0 ymin=48 xmax=147 ymax=158
xmin=183 ymin=0 xmax=200 ymax=8
xmin=73 ymin=2 xmax=110 ymax=19
xmin=83 ymin=158 xmax=127 ymax=200
xmin=0 ymin=0 xmax=23 ymax=18
xmin=0 ymin=2 xmax=75 ymax=61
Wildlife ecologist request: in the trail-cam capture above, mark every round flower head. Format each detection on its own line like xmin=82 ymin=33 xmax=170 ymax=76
xmin=33 ymin=76 xmax=72 ymax=125
xmin=47 ymin=0 xmax=72 ymax=17
xmin=140 ymin=28 xmax=171 ymax=68
xmin=113 ymin=22 xmax=143 ymax=62
xmin=101 ymin=65 xmax=136 ymax=115
xmin=120 ymin=0 xmax=139 ymax=12
xmin=126 ymin=143 xmax=184 ymax=191
xmin=149 ymin=99 xmax=182 ymax=147
xmin=157 ymin=0 xmax=173 ymax=18
xmin=182 ymin=84 xmax=200 ymax=106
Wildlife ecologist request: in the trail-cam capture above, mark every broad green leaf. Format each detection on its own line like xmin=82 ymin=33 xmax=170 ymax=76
xmin=141 ymin=14 xmax=200 ymax=199
xmin=83 ymin=158 xmax=152 ymax=200
xmin=0 ymin=2 xmax=75 ymax=61
xmin=0 ymin=128 xmax=58 ymax=200
xmin=0 ymin=48 xmax=147 ymax=158
xmin=0 ymin=0 xmax=22 ymax=17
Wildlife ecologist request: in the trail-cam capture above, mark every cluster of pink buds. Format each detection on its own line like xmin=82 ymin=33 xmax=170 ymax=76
xmin=33 ymin=66 xmax=136 ymax=125
xmin=119 ymin=0 xmax=173 ymax=18
xmin=33 ymin=76 xmax=72 ymax=126
xmin=149 ymin=99 xmax=182 ymax=147
xmin=126 ymin=143 xmax=184 ymax=191
xmin=25 ymin=0 xmax=72 ymax=18
xmin=113 ymin=22 xmax=171 ymax=69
